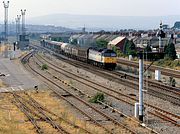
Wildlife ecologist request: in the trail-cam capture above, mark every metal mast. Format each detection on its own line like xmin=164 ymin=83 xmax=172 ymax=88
xmin=15 ymin=15 xmax=21 ymax=41
xmin=21 ymin=9 xmax=26 ymax=35
xmin=15 ymin=18 xmax=18 ymax=41
xmin=157 ymin=21 xmax=165 ymax=52
xmin=3 ymin=1 xmax=9 ymax=43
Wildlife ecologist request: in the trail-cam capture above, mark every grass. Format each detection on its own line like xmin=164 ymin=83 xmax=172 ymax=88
xmin=0 ymin=80 xmax=7 ymax=88
xmin=0 ymin=90 xmax=109 ymax=134
xmin=0 ymin=94 xmax=35 ymax=134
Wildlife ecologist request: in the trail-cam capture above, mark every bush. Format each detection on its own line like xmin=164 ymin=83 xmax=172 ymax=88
xmin=89 ymin=93 xmax=105 ymax=103
xmin=154 ymin=58 xmax=180 ymax=69
xmin=96 ymin=39 xmax=108 ymax=48
xmin=112 ymin=46 xmax=126 ymax=57
xmin=41 ymin=64 xmax=48 ymax=70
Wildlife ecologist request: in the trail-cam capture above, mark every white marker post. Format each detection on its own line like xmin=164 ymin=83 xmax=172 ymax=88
xmin=139 ymin=53 xmax=144 ymax=122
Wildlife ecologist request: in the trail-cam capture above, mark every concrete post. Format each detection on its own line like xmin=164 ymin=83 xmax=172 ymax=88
xmin=139 ymin=58 xmax=144 ymax=121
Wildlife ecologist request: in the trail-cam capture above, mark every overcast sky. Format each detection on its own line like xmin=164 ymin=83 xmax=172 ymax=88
xmin=1 ymin=0 xmax=179 ymax=21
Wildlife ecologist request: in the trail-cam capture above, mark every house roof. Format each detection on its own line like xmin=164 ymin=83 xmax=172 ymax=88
xmin=108 ymin=36 xmax=126 ymax=45
xmin=96 ymin=34 xmax=109 ymax=40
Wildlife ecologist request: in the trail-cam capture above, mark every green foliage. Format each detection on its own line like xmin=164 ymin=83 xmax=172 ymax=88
xmin=70 ymin=39 xmax=78 ymax=45
xmin=112 ymin=46 xmax=126 ymax=57
xmin=41 ymin=64 xmax=48 ymax=70
xmin=51 ymin=37 xmax=62 ymax=42
xmin=144 ymin=45 xmax=152 ymax=52
xmin=123 ymin=40 xmax=137 ymax=56
xmin=96 ymin=39 xmax=108 ymax=48
xmin=154 ymin=57 xmax=180 ymax=68
xmin=165 ymin=43 xmax=177 ymax=60
xmin=21 ymin=60 xmax=27 ymax=64
xmin=89 ymin=93 xmax=105 ymax=103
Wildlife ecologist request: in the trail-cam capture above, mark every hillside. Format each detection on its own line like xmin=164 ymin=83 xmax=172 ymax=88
xmin=28 ymin=14 xmax=180 ymax=31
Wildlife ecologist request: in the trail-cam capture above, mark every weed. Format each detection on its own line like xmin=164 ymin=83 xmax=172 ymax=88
xmin=89 ymin=93 xmax=105 ymax=103
xmin=41 ymin=64 xmax=48 ymax=70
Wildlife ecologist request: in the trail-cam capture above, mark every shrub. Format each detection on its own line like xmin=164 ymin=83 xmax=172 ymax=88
xmin=89 ymin=93 xmax=105 ymax=103
xmin=154 ymin=57 xmax=180 ymax=69
xmin=41 ymin=64 xmax=48 ymax=70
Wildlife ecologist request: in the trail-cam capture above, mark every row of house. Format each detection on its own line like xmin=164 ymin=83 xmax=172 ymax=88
xmin=68 ymin=33 xmax=180 ymax=58
xmin=69 ymin=33 xmax=175 ymax=48
xmin=69 ymin=34 xmax=120 ymax=47
xmin=43 ymin=30 xmax=180 ymax=58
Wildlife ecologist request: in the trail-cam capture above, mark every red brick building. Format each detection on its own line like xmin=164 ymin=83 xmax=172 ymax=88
xmin=108 ymin=36 xmax=128 ymax=52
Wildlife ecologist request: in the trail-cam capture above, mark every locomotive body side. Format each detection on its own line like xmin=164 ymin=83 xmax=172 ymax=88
xmin=88 ymin=49 xmax=102 ymax=64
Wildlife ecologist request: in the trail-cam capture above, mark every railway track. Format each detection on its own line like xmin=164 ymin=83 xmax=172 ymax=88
xmin=12 ymin=94 xmax=43 ymax=134
xmin=13 ymin=53 xmax=96 ymax=134
xmin=29 ymin=45 xmax=180 ymax=132
xmin=12 ymin=92 xmax=69 ymax=134
xmin=31 ymin=44 xmax=180 ymax=104
xmin=34 ymin=53 xmax=180 ymax=129
xmin=117 ymin=58 xmax=180 ymax=79
xmin=37 ymin=51 xmax=180 ymax=106
xmin=24 ymin=53 xmax=148 ymax=133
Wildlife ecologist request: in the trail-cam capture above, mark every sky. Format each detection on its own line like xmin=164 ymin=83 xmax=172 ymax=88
xmin=0 ymin=0 xmax=178 ymax=21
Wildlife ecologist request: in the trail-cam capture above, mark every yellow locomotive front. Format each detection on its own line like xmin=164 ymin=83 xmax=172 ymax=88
xmin=88 ymin=48 xmax=117 ymax=70
xmin=101 ymin=49 xmax=117 ymax=69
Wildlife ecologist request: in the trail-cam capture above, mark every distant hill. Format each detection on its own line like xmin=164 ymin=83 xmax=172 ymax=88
xmin=0 ymin=24 xmax=76 ymax=34
xmin=28 ymin=14 xmax=180 ymax=31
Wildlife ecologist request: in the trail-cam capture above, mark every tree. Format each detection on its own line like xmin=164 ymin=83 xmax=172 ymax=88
xmin=51 ymin=37 xmax=62 ymax=42
xmin=71 ymin=39 xmax=78 ymax=45
xmin=112 ymin=46 xmax=125 ymax=57
xmin=96 ymin=39 xmax=108 ymax=48
xmin=165 ymin=43 xmax=177 ymax=60
xmin=124 ymin=40 xmax=137 ymax=56
xmin=144 ymin=45 xmax=152 ymax=52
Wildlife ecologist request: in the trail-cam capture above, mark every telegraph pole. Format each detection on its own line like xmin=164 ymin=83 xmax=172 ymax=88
xmin=3 ymin=1 xmax=9 ymax=44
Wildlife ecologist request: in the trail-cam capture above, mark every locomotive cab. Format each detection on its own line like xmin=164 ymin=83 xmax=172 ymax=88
xmin=101 ymin=49 xmax=117 ymax=69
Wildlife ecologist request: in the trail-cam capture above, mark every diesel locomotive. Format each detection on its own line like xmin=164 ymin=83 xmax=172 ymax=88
xmin=40 ymin=40 xmax=117 ymax=70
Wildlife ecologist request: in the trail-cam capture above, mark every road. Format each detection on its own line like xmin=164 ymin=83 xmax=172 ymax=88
xmin=0 ymin=51 xmax=42 ymax=90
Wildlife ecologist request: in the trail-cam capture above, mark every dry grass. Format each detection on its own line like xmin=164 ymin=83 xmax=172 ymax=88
xmin=29 ymin=90 xmax=107 ymax=134
xmin=0 ymin=90 xmax=110 ymax=134
xmin=0 ymin=93 xmax=35 ymax=134
xmin=0 ymin=80 xmax=7 ymax=88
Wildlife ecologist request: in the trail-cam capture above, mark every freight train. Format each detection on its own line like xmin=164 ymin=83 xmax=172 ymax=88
xmin=40 ymin=40 xmax=117 ymax=70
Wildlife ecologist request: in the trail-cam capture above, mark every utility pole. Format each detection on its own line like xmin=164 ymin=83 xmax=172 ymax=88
xmin=21 ymin=9 xmax=26 ymax=35
xmin=3 ymin=1 xmax=9 ymax=44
